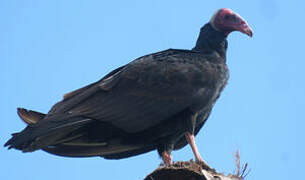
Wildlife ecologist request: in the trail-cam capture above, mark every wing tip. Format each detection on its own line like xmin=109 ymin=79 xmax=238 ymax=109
xmin=17 ymin=108 xmax=45 ymax=125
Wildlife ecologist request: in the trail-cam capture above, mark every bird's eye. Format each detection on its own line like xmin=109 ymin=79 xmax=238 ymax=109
xmin=225 ymin=14 xmax=230 ymax=20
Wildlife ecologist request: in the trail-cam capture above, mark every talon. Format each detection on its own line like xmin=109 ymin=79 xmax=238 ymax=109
xmin=162 ymin=151 xmax=172 ymax=165
xmin=196 ymin=159 xmax=212 ymax=170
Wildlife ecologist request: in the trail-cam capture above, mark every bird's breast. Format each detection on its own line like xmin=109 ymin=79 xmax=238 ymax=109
xmin=189 ymin=61 xmax=229 ymax=112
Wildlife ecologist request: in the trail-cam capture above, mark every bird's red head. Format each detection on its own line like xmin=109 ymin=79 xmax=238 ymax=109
xmin=210 ymin=8 xmax=253 ymax=37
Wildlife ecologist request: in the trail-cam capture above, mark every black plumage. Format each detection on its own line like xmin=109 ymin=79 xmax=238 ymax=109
xmin=5 ymin=8 xmax=252 ymax=165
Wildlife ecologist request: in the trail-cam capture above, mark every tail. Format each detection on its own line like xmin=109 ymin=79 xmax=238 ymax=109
xmin=4 ymin=109 xmax=93 ymax=152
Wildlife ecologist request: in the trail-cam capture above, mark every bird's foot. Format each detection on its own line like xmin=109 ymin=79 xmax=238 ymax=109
xmin=162 ymin=151 xmax=172 ymax=166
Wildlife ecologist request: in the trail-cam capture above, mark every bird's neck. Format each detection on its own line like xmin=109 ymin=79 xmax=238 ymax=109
xmin=192 ymin=23 xmax=228 ymax=62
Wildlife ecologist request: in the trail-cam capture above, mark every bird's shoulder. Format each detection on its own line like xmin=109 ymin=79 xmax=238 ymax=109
xmin=122 ymin=48 xmax=228 ymax=87
xmin=130 ymin=48 xmax=205 ymax=65
xmin=128 ymin=48 xmax=228 ymax=73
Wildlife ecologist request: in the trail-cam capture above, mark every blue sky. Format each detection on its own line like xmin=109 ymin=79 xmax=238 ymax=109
xmin=1 ymin=1 xmax=303 ymax=180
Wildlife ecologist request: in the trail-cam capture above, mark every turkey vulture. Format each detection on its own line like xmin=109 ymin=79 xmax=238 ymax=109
xmin=5 ymin=8 xmax=252 ymax=166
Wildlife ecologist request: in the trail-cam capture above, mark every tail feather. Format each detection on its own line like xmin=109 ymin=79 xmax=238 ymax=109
xmin=5 ymin=133 xmax=20 ymax=149
xmin=4 ymin=115 xmax=93 ymax=152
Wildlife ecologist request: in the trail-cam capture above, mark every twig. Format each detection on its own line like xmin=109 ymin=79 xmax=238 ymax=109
xmin=235 ymin=150 xmax=241 ymax=176
xmin=240 ymin=163 xmax=251 ymax=179
xmin=234 ymin=149 xmax=251 ymax=179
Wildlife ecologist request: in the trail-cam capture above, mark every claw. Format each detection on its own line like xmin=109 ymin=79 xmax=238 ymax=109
xmin=162 ymin=151 xmax=172 ymax=165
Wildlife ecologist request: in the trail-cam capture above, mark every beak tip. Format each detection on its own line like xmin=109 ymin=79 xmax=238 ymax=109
xmin=248 ymin=31 xmax=253 ymax=38
xmin=244 ymin=27 xmax=253 ymax=38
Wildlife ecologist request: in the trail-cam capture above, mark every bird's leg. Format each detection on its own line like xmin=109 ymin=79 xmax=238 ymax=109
xmin=161 ymin=151 xmax=172 ymax=165
xmin=185 ymin=132 xmax=203 ymax=162
xmin=158 ymin=142 xmax=174 ymax=166
xmin=185 ymin=132 xmax=211 ymax=169
xmin=185 ymin=113 xmax=206 ymax=164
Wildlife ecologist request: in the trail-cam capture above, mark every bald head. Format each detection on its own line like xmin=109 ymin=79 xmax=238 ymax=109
xmin=210 ymin=8 xmax=253 ymax=37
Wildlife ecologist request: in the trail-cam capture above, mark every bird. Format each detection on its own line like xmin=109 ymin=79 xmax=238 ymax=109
xmin=5 ymin=8 xmax=252 ymax=166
